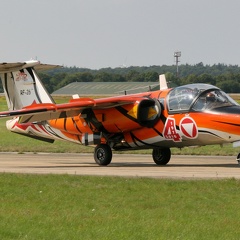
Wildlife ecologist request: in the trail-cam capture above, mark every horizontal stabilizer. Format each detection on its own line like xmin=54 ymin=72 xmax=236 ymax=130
xmin=0 ymin=60 xmax=61 ymax=73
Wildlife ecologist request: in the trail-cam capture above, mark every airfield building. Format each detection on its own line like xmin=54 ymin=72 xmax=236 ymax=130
xmin=52 ymin=82 xmax=159 ymax=96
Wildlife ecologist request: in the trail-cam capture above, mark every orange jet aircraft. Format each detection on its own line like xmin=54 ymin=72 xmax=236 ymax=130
xmin=0 ymin=60 xmax=240 ymax=166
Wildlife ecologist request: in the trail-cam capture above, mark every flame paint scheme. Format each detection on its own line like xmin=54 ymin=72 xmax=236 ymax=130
xmin=0 ymin=60 xmax=240 ymax=166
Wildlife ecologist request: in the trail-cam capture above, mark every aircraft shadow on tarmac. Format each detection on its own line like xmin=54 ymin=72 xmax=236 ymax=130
xmin=18 ymin=162 xmax=239 ymax=169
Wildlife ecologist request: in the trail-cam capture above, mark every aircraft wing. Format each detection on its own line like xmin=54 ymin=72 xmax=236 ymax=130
xmin=0 ymin=95 xmax=147 ymax=124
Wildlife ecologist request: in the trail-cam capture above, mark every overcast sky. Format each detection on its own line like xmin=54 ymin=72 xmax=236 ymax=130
xmin=1 ymin=0 xmax=240 ymax=69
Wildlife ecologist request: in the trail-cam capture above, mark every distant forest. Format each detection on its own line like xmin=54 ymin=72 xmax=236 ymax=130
xmin=2 ymin=62 xmax=240 ymax=93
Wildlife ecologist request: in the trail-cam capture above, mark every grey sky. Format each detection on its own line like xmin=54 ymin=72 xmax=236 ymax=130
xmin=1 ymin=0 xmax=240 ymax=69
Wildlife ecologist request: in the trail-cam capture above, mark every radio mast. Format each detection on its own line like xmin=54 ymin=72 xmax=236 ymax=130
xmin=174 ymin=51 xmax=181 ymax=78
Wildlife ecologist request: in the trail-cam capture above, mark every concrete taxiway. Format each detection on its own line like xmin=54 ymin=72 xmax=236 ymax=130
xmin=0 ymin=153 xmax=239 ymax=179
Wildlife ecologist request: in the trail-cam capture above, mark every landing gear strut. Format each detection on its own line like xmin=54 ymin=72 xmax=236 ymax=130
xmin=94 ymin=144 xmax=112 ymax=166
xmin=152 ymin=147 xmax=171 ymax=165
xmin=236 ymin=153 xmax=240 ymax=165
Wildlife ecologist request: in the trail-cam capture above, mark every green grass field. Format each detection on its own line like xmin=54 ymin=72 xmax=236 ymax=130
xmin=0 ymin=174 xmax=239 ymax=240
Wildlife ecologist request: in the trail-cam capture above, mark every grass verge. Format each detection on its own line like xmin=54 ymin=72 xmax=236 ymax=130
xmin=0 ymin=174 xmax=240 ymax=239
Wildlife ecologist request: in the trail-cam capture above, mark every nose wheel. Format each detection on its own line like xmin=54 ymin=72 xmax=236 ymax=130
xmin=94 ymin=144 xmax=112 ymax=166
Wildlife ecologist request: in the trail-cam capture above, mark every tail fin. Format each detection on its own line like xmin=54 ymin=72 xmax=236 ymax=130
xmin=0 ymin=60 xmax=60 ymax=110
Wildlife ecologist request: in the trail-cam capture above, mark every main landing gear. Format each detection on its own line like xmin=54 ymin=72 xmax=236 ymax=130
xmin=94 ymin=144 xmax=172 ymax=166
xmin=152 ymin=147 xmax=171 ymax=165
xmin=94 ymin=144 xmax=112 ymax=166
xmin=236 ymin=153 xmax=240 ymax=165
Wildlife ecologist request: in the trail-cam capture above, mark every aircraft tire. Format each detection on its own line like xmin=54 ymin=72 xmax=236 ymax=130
xmin=237 ymin=153 xmax=240 ymax=166
xmin=94 ymin=144 xmax=112 ymax=166
xmin=152 ymin=147 xmax=171 ymax=165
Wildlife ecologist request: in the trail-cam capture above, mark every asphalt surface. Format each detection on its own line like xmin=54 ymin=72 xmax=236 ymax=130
xmin=0 ymin=153 xmax=239 ymax=179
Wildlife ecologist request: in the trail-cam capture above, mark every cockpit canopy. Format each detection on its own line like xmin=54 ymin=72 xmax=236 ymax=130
xmin=167 ymin=84 xmax=238 ymax=112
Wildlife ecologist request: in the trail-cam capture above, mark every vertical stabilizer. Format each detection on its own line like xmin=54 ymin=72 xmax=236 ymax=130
xmin=0 ymin=60 xmax=58 ymax=110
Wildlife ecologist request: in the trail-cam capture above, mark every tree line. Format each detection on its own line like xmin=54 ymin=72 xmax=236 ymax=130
xmin=1 ymin=62 xmax=240 ymax=93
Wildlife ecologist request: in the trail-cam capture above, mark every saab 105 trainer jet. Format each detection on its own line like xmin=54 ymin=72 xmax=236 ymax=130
xmin=0 ymin=60 xmax=240 ymax=166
